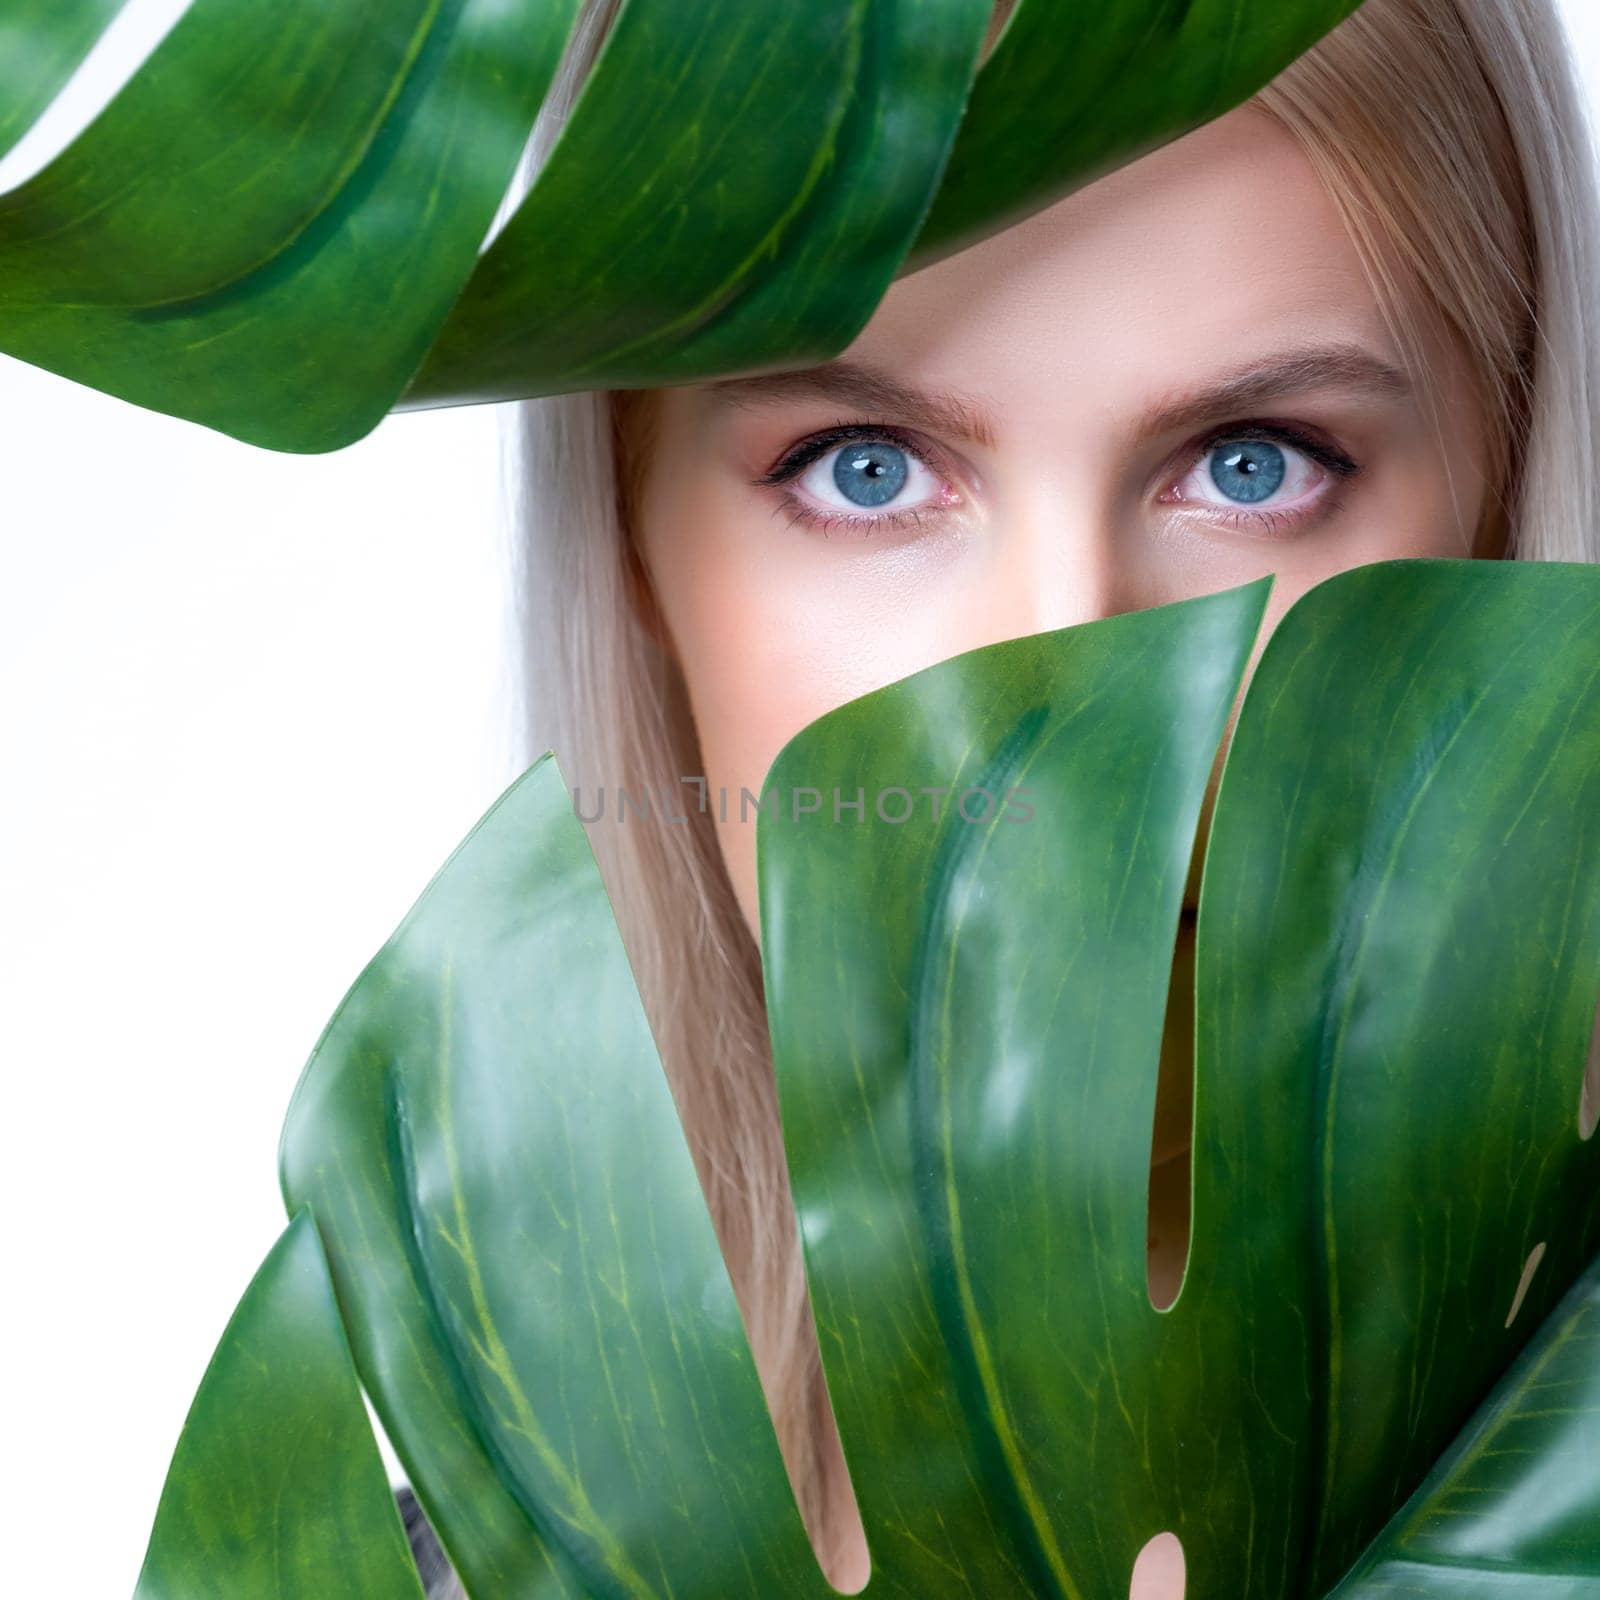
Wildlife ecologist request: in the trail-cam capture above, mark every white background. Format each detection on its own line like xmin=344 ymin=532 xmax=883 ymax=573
xmin=4 ymin=3 xmax=1600 ymax=1594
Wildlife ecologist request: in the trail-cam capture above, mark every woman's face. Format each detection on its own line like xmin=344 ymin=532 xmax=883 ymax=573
xmin=630 ymin=101 xmax=1495 ymax=945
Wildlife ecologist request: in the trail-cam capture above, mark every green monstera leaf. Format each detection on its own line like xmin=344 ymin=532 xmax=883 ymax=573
xmin=758 ymin=557 xmax=1600 ymax=1594
xmin=131 ymin=1208 xmax=427 ymax=1600
xmin=1328 ymin=1245 xmax=1600 ymax=1595
xmin=0 ymin=0 xmax=1361 ymax=451
xmin=0 ymin=0 xmax=130 ymax=160
xmin=132 ymin=557 xmax=1600 ymax=1597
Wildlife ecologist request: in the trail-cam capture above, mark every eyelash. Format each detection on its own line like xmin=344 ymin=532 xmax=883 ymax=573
xmin=753 ymin=422 xmax=947 ymax=539
xmin=752 ymin=418 xmax=1361 ymax=539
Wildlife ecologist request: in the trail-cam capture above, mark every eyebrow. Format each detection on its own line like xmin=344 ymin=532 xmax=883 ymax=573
xmin=1134 ymin=343 xmax=1414 ymax=436
xmin=702 ymin=342 xmax=1413 ymax=450
xmin=704 ymin=359 xmax=1001 ymax=449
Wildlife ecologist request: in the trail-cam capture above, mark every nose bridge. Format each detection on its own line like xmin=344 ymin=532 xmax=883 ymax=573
xmin=979 ymin=480 xmax=1124 ymax=639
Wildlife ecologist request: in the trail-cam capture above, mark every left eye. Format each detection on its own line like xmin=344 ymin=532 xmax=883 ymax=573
xmin=796 ymin=438 xmax=943 ymax=515
xmin=1169 ymin=436 xmax=1326 ymax=511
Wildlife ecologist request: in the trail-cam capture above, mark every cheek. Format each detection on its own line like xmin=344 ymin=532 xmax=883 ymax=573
xmin=1336 ymin=448 xmax=1486 ymax=563
xmin=649 ymin=496 xmax=947 ymax=812
xmin=664 ymin=547 xmax=853 ymax=798
xmin=668 ymin=561 xmax=943 ymax=931
xmin=1217 ymin=407 xmax=1489 ymax=664
xmin=644 ymin=486 xmax=969 ymax=931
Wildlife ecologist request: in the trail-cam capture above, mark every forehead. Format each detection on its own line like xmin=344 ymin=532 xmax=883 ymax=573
xmin=845 ymin=102 xmax=1399 ymax=408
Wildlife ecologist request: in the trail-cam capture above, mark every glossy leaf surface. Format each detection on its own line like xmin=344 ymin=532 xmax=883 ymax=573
xmin=0 ymin=0 xmax=130 ymax=160
xmin=761 ymin=558 xmax=1600 ymax=1596
xmin=905 ymin=0 xmax=1365 ymax=271
xmin=0 ymin=0 xmax=579 ymax=452
xmin=279 ymin=752 xmax=831 ymax=1597
xmin=2 ymin=0 xmax=1360 ymax=450
xmin=1331 ymin=1248 xmax=1600 ymax=1595
xmin=400 ymin=0 xmax=990 ymax=405
xmin=131 ymin=1208 xmax=425 ymax=1600
xmin=141 ymin=559 xmax=1600 ymax=1597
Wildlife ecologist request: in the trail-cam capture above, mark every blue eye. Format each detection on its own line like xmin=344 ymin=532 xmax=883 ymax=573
xmin=1165 ymin=425 xmax=1356 ymax=530
xmin=1208 ymin=439 xmax=1286 ymax=504
xmin=759 ymin=429 xmax=951 ymax=536
xmin=833 ymin=441 xmax=909 ymax=507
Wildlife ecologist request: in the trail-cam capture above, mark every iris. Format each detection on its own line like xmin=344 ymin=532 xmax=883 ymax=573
xmin=834 ymin=441 xmax=909 ymax=507
xmin=1208 ymin=439 xmax=1286 ymax=504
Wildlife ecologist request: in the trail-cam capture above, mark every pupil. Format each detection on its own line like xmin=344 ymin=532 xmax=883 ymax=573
xmin=1209 ymin=440 xmax=1286 ymax=505
xmin=834 ymin=441 xmax=908 ymax=508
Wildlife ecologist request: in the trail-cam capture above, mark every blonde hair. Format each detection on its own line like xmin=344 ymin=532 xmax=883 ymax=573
xmin=498 ymin=0 xmax=1600 ymax=1587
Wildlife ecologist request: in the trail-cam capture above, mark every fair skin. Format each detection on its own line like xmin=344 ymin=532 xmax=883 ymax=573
xmin=626 ymin=101 xmax=1495 ymax=1595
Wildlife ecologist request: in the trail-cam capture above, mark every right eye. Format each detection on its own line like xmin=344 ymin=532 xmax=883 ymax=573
xmin=801 ymin=438 xmax=940 ymax=510
xmin=756 ymin=427 xmax=960 ymax=536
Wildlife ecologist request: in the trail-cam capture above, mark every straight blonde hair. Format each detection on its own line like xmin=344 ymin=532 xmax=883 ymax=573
xmin=495 ymin=0 xmax=1600 ymax=1587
